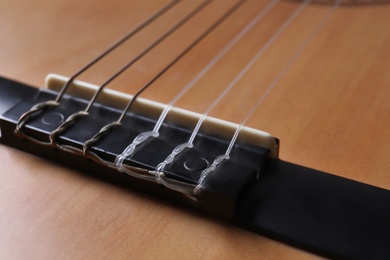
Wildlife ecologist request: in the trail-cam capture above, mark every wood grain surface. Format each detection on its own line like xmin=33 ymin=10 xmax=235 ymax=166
xmin=0 ymin=0 xmax=389 ymax=259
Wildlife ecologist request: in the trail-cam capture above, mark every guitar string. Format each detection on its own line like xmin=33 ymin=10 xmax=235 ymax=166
xmin=56 ymin=0 xmax=183 ymax=104
xmin=113 ymin=0 xmax=279 ymax=169
xmin=48 ymin=0 xmax=369 ymax=198
xmin=14 ymin=0 xmax=180 ymax=141
xmin=48 ymin=0 xmax=213 ymax=149
xmin=13 ymin=1 xmax=342 ymax=195
xmin=82 ymin=0 xmax=248 ymax=171
xmin=194 ymin=0 xmax=343 ymax=194
xmin=154 ymin=0 xmax=312 ymax=175
xmin=61 ymin=0 xmax=388 ymax=198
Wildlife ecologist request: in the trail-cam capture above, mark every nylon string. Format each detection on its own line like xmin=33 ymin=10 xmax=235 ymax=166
xmin=155 ymin=0 xmax=312 ymax=175
xmin=194 ymin=0 xmax=343 ymax=193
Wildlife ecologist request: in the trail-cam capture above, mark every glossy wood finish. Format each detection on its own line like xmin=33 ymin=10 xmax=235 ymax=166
xmin=0 ymin=0 xmax=389 ymax=258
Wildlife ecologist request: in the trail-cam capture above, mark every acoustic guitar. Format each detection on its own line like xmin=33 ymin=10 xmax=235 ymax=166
xmin=0 ymin=0 xmax=389 ymax=259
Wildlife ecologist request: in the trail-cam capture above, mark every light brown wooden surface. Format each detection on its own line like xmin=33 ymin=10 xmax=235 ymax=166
xmin=0 ymin=0 xmax=389 ymax=259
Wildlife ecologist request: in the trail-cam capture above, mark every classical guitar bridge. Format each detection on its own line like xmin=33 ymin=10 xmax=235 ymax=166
xmin=0 ymin=74 xmax=278 ymax=219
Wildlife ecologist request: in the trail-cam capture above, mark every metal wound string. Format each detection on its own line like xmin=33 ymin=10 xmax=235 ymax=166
xmin=195 ymin=0 xmax=343 ymax=194
xmin=84 ymin=0 xmax=214 ymax=114
xmin=156 ymin=0 xmax=311 ymax=175
xmin=49 ymin=0 xmax=213 ymax=150
xmin=55 ymin=0 xmax=182 ymax=104
xmin=113 ymin=0 xmax=278 ymax=165
xmin=14 ymin=0 xmax=180 ymax=142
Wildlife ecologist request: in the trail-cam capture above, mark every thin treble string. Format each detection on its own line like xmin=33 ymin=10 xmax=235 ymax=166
xmin=152 ymin=0 xmax=279 ymax=134
xmin=224 ymin=0 xmax=343 ymax=158
xmin=156 ymin=0 xmax=311 ymax=173
xmin=114 ymin=0 xmax=249 ymax=172
xmin=194 ymin=0 xmax=343 ymax=195
xmin=153 ymin=0 xmax=343 ymax=196
xmin=188 ymin=0 xmax=312 ymax=146
xmin=193 ymin=0 xmax=318 ymax=195
xmin=83 ymin=0 xmax=213 ymax=113
xmin=55 ymin=0 xmax=180 ymax=103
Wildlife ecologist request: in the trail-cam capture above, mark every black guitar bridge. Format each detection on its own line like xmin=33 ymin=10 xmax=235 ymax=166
xmin=0 ymin=75 xmax=277 ymax=219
